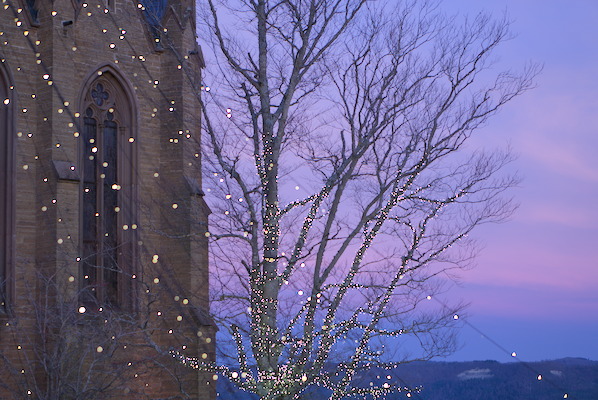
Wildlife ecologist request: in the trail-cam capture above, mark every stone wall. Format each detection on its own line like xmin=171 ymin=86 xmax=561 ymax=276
xmin=0 ymin=0 xmax=213 ymax=398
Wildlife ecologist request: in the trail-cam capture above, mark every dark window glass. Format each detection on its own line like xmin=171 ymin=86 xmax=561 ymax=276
xmin=26 ymin=0 xmax=39 ymax=24
xmin=102 ymin=113 xmax=119 ymax=305
xmin=143 ymin=0 xmax=168 ymax=45
xmin=82 ymin=109 xmax=98 ymax=303
xmin=0 ymin=74 xmax=8 ymax=307
xmin=81 ymin=107 xmax=121 ymax=306
xmin=143 ymin=0 xmax=168 ymax=27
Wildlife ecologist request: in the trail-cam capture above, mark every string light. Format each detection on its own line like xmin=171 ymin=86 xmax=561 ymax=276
xmin=0 ymin=2 xmax=570 ymax=400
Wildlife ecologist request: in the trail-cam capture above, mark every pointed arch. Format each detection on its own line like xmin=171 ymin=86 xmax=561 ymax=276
xmin=78 ymin=64 xmax=138 ymax=309
xmin=0 ymin=62 xmax=15 ymax=312
xmin=22 ymin=0 xmax=39 ymax=26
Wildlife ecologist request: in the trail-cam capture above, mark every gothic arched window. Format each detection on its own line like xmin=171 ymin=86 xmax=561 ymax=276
xmin=25 ymin=0 xmax=39 ymax=24
xmin=0 ymin=65 xmax=14 ymax=311
xmin=143 ymin=0 xmax=168 ymax=48
xmin=80 ymin=71 xmax=137 ymax=308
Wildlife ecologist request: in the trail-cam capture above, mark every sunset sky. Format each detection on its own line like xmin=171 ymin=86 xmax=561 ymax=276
xmin=197 ymin=0 xmax=597 ymax=365
xmin=443 ymin=0 xmax=598 ymax=362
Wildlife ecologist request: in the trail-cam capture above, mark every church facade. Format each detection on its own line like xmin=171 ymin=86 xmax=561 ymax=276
xmin=0 ymin=0 xmax=213 ymax=398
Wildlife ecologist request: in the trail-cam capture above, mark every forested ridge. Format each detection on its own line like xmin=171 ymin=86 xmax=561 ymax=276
xmin=217 ymin=358 xmax=598 ymax=399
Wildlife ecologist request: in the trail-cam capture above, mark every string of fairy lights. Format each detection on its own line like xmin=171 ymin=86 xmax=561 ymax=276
xmin=0 ymin=0 xmax=574 ymax=399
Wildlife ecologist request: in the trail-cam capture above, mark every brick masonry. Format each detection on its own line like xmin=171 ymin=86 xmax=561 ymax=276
xmin=0 ymin=0 xmax=214 ymax=398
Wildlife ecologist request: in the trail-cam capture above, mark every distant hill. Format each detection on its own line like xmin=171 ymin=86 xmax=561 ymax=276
xmin=216 ymin=358 xmax=598 ymax=399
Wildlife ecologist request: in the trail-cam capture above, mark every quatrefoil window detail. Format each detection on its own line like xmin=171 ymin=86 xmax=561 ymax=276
xmin=91 ymin=83 xmax=109 ymax=106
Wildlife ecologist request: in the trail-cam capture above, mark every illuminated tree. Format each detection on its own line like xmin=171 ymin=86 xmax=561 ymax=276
xmin=174 ymin=0 xmax=538 ymax=398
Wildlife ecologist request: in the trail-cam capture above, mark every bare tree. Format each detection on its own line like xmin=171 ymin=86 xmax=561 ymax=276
xmin=0 ymin=270 xmax=208 ymax=400
xmin=0 ymin=273 xmax=129 ymax=399
xmin=172 ymin=0 xmax=537 ymax=399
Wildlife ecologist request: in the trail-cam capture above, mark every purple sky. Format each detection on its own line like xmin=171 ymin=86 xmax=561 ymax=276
xmin=200 ymin=0 xmax=598 ymax=364
xmin=443 ymin=0 xmax=598 ymax=361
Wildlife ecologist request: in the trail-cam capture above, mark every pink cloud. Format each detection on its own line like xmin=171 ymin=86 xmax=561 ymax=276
xmin=454 ymin=282 xmax=598 ymax=321
xmin=515 ymin=203 xmax=597 ymax=229
xmin=458 ymin=220 xmax=598 ymax=292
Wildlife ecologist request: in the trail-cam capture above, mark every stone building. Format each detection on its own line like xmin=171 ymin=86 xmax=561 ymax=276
xmin=0 ymin=0 xmax=213 ymax=398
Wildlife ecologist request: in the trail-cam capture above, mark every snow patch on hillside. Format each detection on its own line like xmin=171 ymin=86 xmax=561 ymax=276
xmin=457 ymin=368 xmax=493 ymax=380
